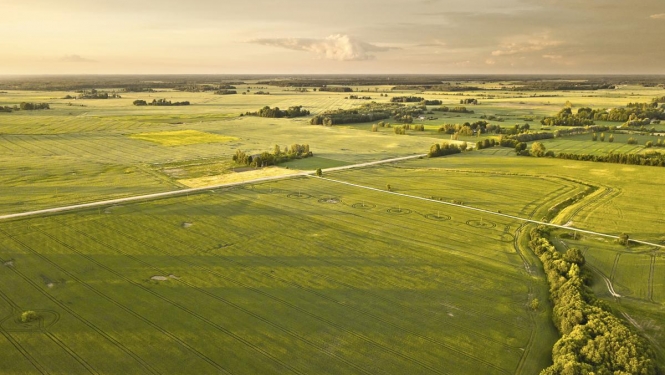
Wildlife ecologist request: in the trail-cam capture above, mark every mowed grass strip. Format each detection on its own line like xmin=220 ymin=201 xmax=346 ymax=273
xmin=129 ymin=130 xmax=239 ymax=146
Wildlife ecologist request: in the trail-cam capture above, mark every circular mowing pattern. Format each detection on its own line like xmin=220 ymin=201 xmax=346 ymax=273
xmin=387 ymin=208 xmax=412 ymax=215
xmin=466 ymin=219 xmax=497 ymax=229
xmin=500 ymin=233 xmax=515 ymax=243
xmin=425 ymin=213 xmax=451 ymax=221
xmin=287 ymin=192 xmax=312 ymax=199
xmin=318 ymin=197 xmax=341 ymax=204
xmin=352 ymin=202 xmax=376 ymax=209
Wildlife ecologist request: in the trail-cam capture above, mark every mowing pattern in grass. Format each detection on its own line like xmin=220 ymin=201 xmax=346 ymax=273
xmin=129 ymin=130 xmax=239 ymax=146
xmin=0 ymin=173 xmax=565 ymax=374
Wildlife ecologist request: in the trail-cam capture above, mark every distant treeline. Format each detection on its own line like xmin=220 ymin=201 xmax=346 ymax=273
xmin=431 ymin=106 xmax=473 ymax=113
xmin=529 ymin=227 xmax=656 ymax=374
xmin=69 ymin=89 xmax=121 ymax=99
xmin=392 ymin=85 xmax=481 ymax=91
xmin=347 ymin=95 xmax=372 ymax=100
xmin=214 ymin=89 xmax=237 ymax=95
xmin=318 ymin=86 xmax=353 ymax=92
xmin=0 ymin=103 xmax=50 ymax=112
xmin=505 ymin=82 xmax=615 ymax=91
xmin=177 ymin=84 xmax=237 ymax=92
xmin=244 ymin=106 xmax=309 ymax=118
xmin=133 ymin=99 xmax=190 ymax=106
xmin=233 ymin=144 xmax=312 ymax=168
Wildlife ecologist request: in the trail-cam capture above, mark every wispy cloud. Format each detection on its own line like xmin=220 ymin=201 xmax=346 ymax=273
xmin=649 ymin=13 xmax=665 ymax=19
xmin=491 ymin=37 xmax=562 ymax=57
xmin=249 ymin=34 xmax=393 ymax=61
xmin=59 ymin=54 xmax=96 ymax=63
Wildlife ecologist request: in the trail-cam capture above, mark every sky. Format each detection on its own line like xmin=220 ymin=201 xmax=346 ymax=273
xmin=2 ymin=0 xmax=665 ymax=75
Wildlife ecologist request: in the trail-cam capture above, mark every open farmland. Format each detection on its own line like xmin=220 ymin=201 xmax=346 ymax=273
xmin=0 ymin=162 xmax=584 ymax=374
xmin=1 ymin=76 xmax=665 ymax=373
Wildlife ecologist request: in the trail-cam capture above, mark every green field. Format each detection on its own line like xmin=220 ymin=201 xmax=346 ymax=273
xmin=1 ymin=80 xmax=664 ymax=373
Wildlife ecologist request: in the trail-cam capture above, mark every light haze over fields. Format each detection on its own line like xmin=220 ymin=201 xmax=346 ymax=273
xmin=2 ymin=0 xmax=665 ymax=74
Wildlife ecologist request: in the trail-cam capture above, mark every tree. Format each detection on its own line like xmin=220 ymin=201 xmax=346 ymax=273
xmin=386 ymin=184 xmax=392 ymax=191
xmin=530 ymin=142 xmax=547 ymax=157
xmin=564 ymin=248 xmax=585 ymax=265
xmin=618 ymin=233 xmax=630 ymax=246
xmin=608 ymin=134 xmax=614 ymax=142
xmin=591 ymin=133 xmax=598 ymax=141
xmin=20 ymin=311 xmax=39 ymax=323
xmin=529 ymin=298 xmax=540 ymax=311
xmin=315 ymin=168 xmax=322 ymax=177
xmin=600 ymin=133 xmax=605 ymax=141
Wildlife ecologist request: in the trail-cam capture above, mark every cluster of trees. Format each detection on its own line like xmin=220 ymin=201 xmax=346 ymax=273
xmin=392 ymin=84 xmax=481 ymax=92
xmin=214 ymin=89 xmax=237 ymax=95
xmin=529 ymin=226 xmax=656 ymax=375
xmin=318 ymin=86 xmax=352 ymax=92
xmin=460 ymin=98 xmax=478 ymax=105
xmin=232 ymin=144 xmax=312 ymax=167
xmin=176 ymin=84 xmax=236 ymax=92
xmin=244 ymin=105 xmax=310 ymax=118
xmin=133 ymin=99 xmax=190 ymax=106
xmin=557 ymin=151 xmax=665 ymax=167
xmin=76 ymin=89 xmax=121 ymax=99
xmin=431 ymin=106 xmax=474 ymax=114
xmin=422 ymin=99 xmax=443 ymax=105
xmin=347 ymin=95 xmax=372 ymax=100
xmin=427 ymin=143 xmax=464 ymax=157
xmin=392 ymin=123 xmax=425 ymax=134
xmin=475 ymin=138 xmax=498 ymax=150
xmin=438 ymin=121 xmax=500 ymax=136
xmin=0 ymin=105 xmax=18 ymax=113
xmin=18 ymin=102 xmax=50 ymax=111
xmin=390 ymin=96 xmax=423 ymax=103
xmin=541 ymin=107 xmax=596 ymax=126
xmin=2 ymin=103 xmax=53 ymax=112
xmin=310 ymin=103 xmax=421 ymax=126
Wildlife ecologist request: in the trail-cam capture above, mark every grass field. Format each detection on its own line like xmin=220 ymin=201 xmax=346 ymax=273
xmin=129 ymin=130 xmax=239 ymax=146
xmin=0 ymin=169 xmax=569 ymax=374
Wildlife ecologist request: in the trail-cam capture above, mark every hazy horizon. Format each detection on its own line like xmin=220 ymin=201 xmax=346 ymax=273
xmin=3 ymin=0 xmax=665 ymax=75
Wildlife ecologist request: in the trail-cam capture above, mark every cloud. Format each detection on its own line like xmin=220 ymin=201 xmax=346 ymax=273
xmin=542 ymin=54 xmax=562 ymax=59
xmin=59 ymin=54 xmax=96 ymax=63
xmin=249 ymin=34 xmax=392 ymax=61
xmin=649 ymin=13 xmax=665 ymax=19
xmin=491 ymin=37 xmax=562 ymax=56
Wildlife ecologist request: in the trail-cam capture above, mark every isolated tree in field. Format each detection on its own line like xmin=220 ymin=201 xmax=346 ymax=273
xmin=645 ymin=141 xmax=653 ymax=148
xmin=591 ymin=133 xmax=597 ymax=141
xmin=315 ymin=168 xmax=322 ymax=177
xmin=386 ymin=184 xmax=391 ymax=191
xmin=618 ymin=233 xmax=630 ymax=246
xmin=371 ymin=124 xmax=378 ymax=132
xmin=608 ymin=134 xmax=614 ymax=142
xmin=20 ymin=310 xmax=39 ymax=323
xmin=600 ymin=133 xmax=605 ymax=141
xmin=530 ymin=142 xmax=547 ymax=157
xmin=529 ymin=298 xmax=540 ymax=311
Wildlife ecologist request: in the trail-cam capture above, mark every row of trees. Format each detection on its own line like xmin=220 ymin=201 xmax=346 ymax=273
xmin=2 ymin=103 xmax=51 ymax=112
xmin=244 ymin=105 xmax=310 ymax=118
xmin=232 ymin=144 xmax=312 ymax=167
xmin=541 ymin=107 xmax=596 ymax=126
xmin=427 ymin=143 xmax=464 ymax=157
xmin=318 ymin=86 xmax=352 ymax=92
xmin=557 ymin=151 xmax=665 ymax=167
xmin=310 ymin=103 xmax=420 ymax=126
xmin=214 ymin=89 xmax=237 ymax=95
xmin=431 ymin=106 xmax=474 ymax=113
xmin=390 ymin=96 xmax=423 ymax=103
xmin=133 ymin=99 xmax=190 ymax=106
xmin=529 ymin=226 xmax=656 ymax=375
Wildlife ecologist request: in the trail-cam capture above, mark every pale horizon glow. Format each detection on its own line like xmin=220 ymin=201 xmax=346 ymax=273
xmin=2 ymin=0 xmax=665 ymax=75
